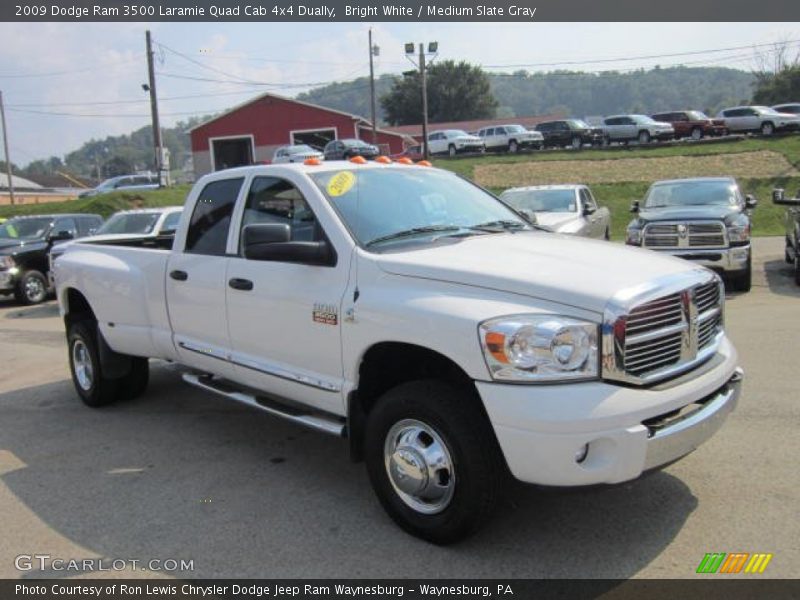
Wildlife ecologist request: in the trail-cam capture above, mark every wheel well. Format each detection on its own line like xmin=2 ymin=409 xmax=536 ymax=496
xmin=63 ymin=288 xmax=96 ymax=327
xmin=347 ymin=342 xmax=477 ymax=461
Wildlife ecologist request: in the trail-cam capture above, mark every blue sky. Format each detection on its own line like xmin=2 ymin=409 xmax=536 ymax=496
xmin=0 ymin=21 xmax=797 ymax=163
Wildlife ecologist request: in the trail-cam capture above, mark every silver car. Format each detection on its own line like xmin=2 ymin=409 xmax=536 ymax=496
xmin=601 ymin=115 xmax=675 ymax=145
xmin=272 ymin=144 xmax=324 ymax=164
xmin=716 ymin=105 xmax=800 ymax=136
xmin=500 ymin=184 xmax=612 ymax=240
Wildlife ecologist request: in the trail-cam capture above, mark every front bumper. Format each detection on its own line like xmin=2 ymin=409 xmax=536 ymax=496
xmin=455 ymin=143 xmax=485 ymax=153
xmin=651 ymin=244 xmax=750 ymax=273
xmin=653 ymin=130 xmax=675 ymax=140
xmin=477 ymin=336 xmax=740 ymax=486
xmin=0 ymin=269 xmax=19 ymax=292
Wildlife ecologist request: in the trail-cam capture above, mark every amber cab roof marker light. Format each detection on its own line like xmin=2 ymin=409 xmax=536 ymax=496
xmin=397 ymin=158 xmax=413 ymax=165
xmin=375 ymin=156 xmax=392 ymax=164
xmin=303 ymin=157 xmax=322 ymax=166
xmin=349 ymin=156 xmax=368 ymax=164
xmin=416 ymin=160 xmax=432 ymax=167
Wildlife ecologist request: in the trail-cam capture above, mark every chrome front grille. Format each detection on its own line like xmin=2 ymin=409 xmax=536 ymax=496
xmin=603 ymin=273 xmax=724 ymax=385
xmin=643 ymin=221 xmax=726 ymax=249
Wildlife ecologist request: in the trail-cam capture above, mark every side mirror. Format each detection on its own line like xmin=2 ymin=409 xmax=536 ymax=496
xmin=583 ymin=204 xmax=597 ymax=216
xmin=745 ymin=194 xmax=758 ymax=209
xmin=630 ymin=201 xmax=640 ymax=213
xmin=242 ymin=223 xmax=335 ymax=266
xmin=49 ymin=230 xmax=74 ymax=242
xmin=516 ymin=208 xmax=538 ymax=225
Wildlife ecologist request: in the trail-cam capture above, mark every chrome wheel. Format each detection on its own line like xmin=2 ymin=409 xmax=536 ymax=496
xmin=384 ymin=418 xmax=455 ymax=514
xmin=691 ymin=127 xmax=703 ymax=140
xmin=571 ymin=136 xmax=581 ymax=149
xmin=72 ymin=339 xmax=94 ymax=391
xmin=24 ymin=275 xmax=45 ymax=303
xmin=638 ymin=130 xmax=651 ymax=144
xmin=761 ymin=122 xmax=774 ymax=136
xmin=508 ymin=140 xmax=518 ymax=153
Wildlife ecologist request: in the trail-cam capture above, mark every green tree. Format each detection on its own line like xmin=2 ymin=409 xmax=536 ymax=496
xmin=381 ymin=60 xmax=498 ymax=125
xmin=752 ymin=66 xmax=800 ymax=105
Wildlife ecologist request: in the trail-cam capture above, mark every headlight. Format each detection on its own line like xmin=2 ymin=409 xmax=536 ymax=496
xmin=0 ymin=256 xmax=15 ymax=270
xmin=479 ymin=315 xmax=598 ymax=382
xmin=728 ymin=223 xmax=750 ymax=243
xmin=626 ymin=227 xmax=642 ymax=246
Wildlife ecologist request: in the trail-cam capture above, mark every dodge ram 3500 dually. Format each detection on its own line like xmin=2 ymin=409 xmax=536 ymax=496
xmin=54 ymin=160 xmax=743 ymax=544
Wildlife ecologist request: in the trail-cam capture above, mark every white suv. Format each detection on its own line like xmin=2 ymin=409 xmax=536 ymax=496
xmin=477 ymin=124 xmax=544 ymax=153
xmin=427 ymin=129 xmax=485 ymax=156
xmin=601 ymin=115 xmax=674 ymax=144
xmin=716 ymin=105 xmax=800 ymax=136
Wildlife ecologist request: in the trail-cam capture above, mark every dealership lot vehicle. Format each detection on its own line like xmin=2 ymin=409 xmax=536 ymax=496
xmin=500 ymin=184 xmax=611 ymax=239
xmin=773 ymin=187 xmax=800 ymax=285
xmin=78 ymin=174 xmax=159 ymax=198
xmin=535 ymin=119 xmax=605 ymax=149
xmin=323 ymin=139 xmax=379 ymax=161
xmin=626 ymin=177 xmax=756 ymax=292
xmin=771 ymin=103 xmax=800 ymax=115
xmin=476 ymin=124 xmax=543 ymax=153
xmin=716 ymin=105 xmax=800 ymax=136
xmin=0 ymin=214 xmax=103 ymax=305
xmin=427 ymin=129 xmax=485 ymax=156
xmin=53 ymin=161 xmax=743 ymax=544
xmin=272 ymin=144 xmax=324 ymax=164
xmin=650 ymin=111 xmax=727 ymax=140
xmin=601 ymin=115 xmax=675 ymax=145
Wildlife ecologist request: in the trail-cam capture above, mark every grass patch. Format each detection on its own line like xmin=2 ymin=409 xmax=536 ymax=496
xmin=0 ymin=186 xmax=191 ymax=219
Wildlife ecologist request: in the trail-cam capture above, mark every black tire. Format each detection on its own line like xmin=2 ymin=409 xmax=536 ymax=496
xmin=691 ymin=127 xmax=703 ymax=141
xmin=448 ymin=144 xmax=456 ymax=157
xmin=794 ymin=251 xmax=800 ymax=286
xmin=785 ymin=239 xmax=793 ymax=264
xmin=118 ymin=357 xmax=150 ymax=401
xmin=604 ymin=228 xmax=611 ymax=241
xmin=67 ymin=320 xmax=119 ymax=407
xmin=364 ymin=380 xmax=505 ymax=545
xmin=14 ymin=270 xmax=48 ymax=305
xmin=638 ymin=130 xmax=651 ymax=144
xmin=761 ymin=121 xmax=775 ymax=136
xmin=730 ymin=255 xmax=752 ymax=293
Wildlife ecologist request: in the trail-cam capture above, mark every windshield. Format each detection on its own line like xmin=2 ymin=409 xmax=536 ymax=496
xmin=289 ymin=145 xmax=316 ymax=154
xmin=344 ymin=139 xmax=371 ymax=148
xmin=687 ymin=111 xmax=709 ymax=120
xmin=644 ymin=181 xmax=741 ymax=208
xmin=95 ymin=213 xmax=160 ymax=235
xmin=501 ymin=189 xmax=578 ymax=213
xmin=567 ymin=119 xmax=590 ymax=128
xmin=311 ymin=168 xmax=530 ymax=249
xmin=95 ymin=178 xmax=119 ymax=191
xmin=634 ymin=115 xmax=657 ymax=124
xmin=444 ymin=130 xmax=470 ymax=137
xmin=0 ymin=217 xmax=52 ymax=240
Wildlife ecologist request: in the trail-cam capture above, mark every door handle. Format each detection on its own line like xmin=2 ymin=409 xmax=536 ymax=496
xmin=228 ymin=277 xmax=254 ymax=291
xmin=169 ymin=270 xmax=188 ymax=281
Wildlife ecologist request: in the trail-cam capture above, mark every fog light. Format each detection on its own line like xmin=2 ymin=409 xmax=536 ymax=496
xmin=575 ymin=444 xmax=589 ymax=464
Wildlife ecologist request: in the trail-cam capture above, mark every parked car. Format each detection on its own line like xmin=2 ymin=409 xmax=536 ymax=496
xmin=55 ymin=161 xmax=741 ymax=543
xmin=48 ymin=207 xmax=183 ymax=283
xmin=476 ymin=124 xmax=543 ymax=153
xmin=0 ymin=213 xmax=103 ymax=304
xmin=535 ymin=119 xmax=605 ymax=149
xmin=771 ymin=103 xmax=800 ymax=115
xmin=272 ymin=144 xmax=324 ymax=164
xmin=500 ymin=185 xmax=611 ymax=239
xmin=715 ymin=105 xmax=800 ymax=136
xmin=601 ymin=115 xmax=674 ymax=145
xmin=390 ymin=144 xmax=424 ymax=161
xmin=772 ymin=187 xmax=800 ymax=285
xmin=626 ymin=177 xmax=756 ymax=291
xmin=426 ymin=129 xmax=485 ymax=156
xmin=650 ymin=110 xmax=727 ymax=140
xmin=323 ymin=139 xmax=379 ymax=161
xmin=79 ymin=174 xmax=159 ymax=198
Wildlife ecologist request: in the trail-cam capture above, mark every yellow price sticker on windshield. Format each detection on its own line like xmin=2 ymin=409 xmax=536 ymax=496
xmin=327 ymin=171 xmax=356 ymax=197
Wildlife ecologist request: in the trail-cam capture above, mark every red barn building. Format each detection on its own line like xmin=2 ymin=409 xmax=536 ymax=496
xmin=189 ymin=92 xmax=413 ymax=177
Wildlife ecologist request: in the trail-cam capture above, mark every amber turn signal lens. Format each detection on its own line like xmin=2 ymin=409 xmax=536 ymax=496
xmin=484 ymin=332 xmax=508 ymax=363
xmin=416 ymin=160 xmax=432 ymax=167
xmin=303 ymin=158 xmax=321 ymax=166
xmin=375 ymin=156 xmax=392 ymax=164
xmin=349 ymin=156 xmax=368 ymax=164
xmin=396 ymin=157 xmax=413 ymax=164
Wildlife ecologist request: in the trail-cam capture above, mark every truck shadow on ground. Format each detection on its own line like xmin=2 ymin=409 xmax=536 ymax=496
xmin=0 ymin=299 xmax=60 ymax=320
xmin=762 ymin=258 xmax=800 ymax=298
xmin=1 ymin=364 xmax=697 ymax=579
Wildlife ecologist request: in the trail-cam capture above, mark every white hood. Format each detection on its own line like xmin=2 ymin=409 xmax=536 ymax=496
xmin=374 ymin=232 xmax=704 ymax=314
xmin=532 ymin=212 xmax=579 ymax=231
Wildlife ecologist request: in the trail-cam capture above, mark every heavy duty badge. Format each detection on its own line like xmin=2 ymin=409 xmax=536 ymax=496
xmin=312 ymin=303 xmax=338 ymax=325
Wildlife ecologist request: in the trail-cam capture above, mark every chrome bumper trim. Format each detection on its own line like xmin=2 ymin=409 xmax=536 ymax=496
xmin=643 ymin=367 xmax=743 ymax=470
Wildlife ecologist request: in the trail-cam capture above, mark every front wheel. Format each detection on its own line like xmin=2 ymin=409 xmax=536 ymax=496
xmin=508 ymin=140 xmax=518 ymax=153
xmin=761 ymin=121 xmax=775 ymax=136
xmin=638 ymin=130 xmax=651 ymax=144
xmin=691 ymin=127 xmax=703 ymax=140
xmin=729 ymin=256 xmax=752 ymax=293
xmin=448 ymin=144 xmax=456 ymax=157
xmin=571 ymin=136 xmax=582 ymax=150
xmin=795 ymin=251 xmax=800 ymax=286
xmin=364 ymin=380 xmax=504 ymax=544
xmin=14 ymin=270 xmax=48 ymax=305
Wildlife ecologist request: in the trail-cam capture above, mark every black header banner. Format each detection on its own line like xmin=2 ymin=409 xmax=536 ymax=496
xmin=4 ymin=0 xmax=800 ymax=22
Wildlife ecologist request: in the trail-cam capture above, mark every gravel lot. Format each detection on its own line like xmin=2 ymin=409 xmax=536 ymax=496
xmin=0 ymin=237 xmax=797 ymax=579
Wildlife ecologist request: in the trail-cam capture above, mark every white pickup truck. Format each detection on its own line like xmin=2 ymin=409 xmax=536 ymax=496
xmin=54 ymin=161 xmax=743 ymax=544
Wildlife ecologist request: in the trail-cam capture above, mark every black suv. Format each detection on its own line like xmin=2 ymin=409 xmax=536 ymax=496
xmin=773 ymin=187 xmax=800 ymax=285
xmin=0 ymin=213 xmax=103 ymax=304
xmin=626 ymin=178 xmax=756 ymax=292
xmin=323 ymin=139 xmax=380 ymax=161
xmin=534 ymin=119 xmax=604 ymax=149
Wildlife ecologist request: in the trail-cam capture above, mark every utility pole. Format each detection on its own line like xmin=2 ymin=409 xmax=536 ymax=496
xmin=368 ymin=28 xmax=379 ymax=144
xmin=0 ymin=91 xmax=14 ymax=205
xmin=145 ymin=30 xmax=165 ymax=186
xmin=419 ymin=44 xmax=429 ymax=160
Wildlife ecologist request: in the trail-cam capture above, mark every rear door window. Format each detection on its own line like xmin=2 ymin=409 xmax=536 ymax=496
xmin=185 ymin=178 xmax=244 ymax=255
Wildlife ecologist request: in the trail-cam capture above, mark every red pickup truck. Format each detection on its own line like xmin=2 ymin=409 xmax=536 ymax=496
xmin=651 ymin=110 xmax=727 ymax=140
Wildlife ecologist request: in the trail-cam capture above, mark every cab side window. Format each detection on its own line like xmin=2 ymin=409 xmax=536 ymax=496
xmin=185 ymin=178 xmax=243 ymax=255
xmin=241 ymin=177 xmax=323 ymax=250
xmin=53 ymin=217 xmax=78 ymax=237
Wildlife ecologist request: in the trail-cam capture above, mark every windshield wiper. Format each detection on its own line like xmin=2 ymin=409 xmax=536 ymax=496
xmin=469 ymin=219 xmax=548 ymax=232
xmin=365 ymin=225 xmax=462 ymax=247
